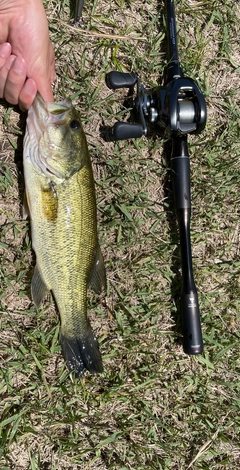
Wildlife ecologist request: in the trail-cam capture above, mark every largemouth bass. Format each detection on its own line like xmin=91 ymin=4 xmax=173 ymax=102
xmin=23 ymin=93 xmax=106 ymax=377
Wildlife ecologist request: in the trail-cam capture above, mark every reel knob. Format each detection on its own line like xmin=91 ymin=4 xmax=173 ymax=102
xmin=114 ymin=122 xmax=144 ymax=140
xmin=106 ymin=71 xmax=138 ymax=90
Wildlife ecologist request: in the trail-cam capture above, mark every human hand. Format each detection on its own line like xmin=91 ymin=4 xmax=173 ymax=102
xmin=0 ymin=0 xmax=55 ymax=110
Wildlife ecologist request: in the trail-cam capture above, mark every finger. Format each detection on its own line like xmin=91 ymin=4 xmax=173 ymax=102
xmin=4 ymin=56 xmax=27 ymax=105
xmin=18 ymin=78 xmax=37 ymax=112
xmin=0 ymin=54 xmax=16 ymax=98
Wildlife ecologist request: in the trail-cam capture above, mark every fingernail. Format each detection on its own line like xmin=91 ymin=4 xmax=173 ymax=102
xmin=12 ymin=57 xmax=25 ymax=74
xmin=0 ymin=42 xmax=11 ymax=58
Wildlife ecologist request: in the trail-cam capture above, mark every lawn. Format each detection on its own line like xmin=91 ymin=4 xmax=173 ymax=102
xmin=0 ymin=0 xmax=240 ymax=468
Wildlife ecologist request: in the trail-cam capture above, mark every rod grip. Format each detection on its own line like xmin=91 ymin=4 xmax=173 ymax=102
xmin=182 ymin=291 xmax=203 ymax=354
xmin=171 ymin=156 xmax=190 ymax=210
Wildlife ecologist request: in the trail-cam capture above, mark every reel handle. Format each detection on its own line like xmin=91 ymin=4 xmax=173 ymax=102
xmin=106 ymin=71 xmax=145 ymax=140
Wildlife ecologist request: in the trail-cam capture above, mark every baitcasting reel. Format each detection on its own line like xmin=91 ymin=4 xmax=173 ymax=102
xmin=106 ymin=71 xmax=207 ymax=140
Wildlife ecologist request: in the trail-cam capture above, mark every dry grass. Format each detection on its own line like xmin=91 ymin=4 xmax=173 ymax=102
xmin=0 ymin=0 xmax=240 ymax=469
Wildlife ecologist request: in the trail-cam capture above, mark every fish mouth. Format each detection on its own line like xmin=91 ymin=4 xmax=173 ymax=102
xmin=32 ymin=93 xmax=72 ymax=124
xmin=26 ymin=93 xmax=74 ymax=181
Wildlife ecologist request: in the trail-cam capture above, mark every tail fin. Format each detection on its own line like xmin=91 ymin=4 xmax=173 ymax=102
xmin=60 ymin=327 xmax=103 ymax=377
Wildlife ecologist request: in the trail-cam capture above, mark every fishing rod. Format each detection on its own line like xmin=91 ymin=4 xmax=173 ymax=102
xmin=106 ymin=0 xmax=206 ymax=354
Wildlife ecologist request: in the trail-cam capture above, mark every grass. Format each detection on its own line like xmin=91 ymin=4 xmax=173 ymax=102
xmin=0 ymin=0 xmax=240 ymax=468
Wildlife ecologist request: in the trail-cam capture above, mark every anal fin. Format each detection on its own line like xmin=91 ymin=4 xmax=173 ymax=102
xmin=31 ymin=264 xmax=49 ymax=307
xmin=89 ymin=244 xmax=106 ymax=295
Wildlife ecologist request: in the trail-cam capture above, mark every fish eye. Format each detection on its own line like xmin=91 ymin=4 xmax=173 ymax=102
xmin=70 ymin=120 xmax=80 ymax=130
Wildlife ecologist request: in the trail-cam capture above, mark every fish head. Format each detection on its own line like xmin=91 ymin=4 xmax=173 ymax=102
xmin=25 ymin=93 xmax=88 ymax=182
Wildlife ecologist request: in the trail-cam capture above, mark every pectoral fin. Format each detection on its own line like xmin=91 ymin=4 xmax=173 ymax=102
xmin=89 ymin=244 xmax=106 ymax=294
xmin=31 ymin=264 xmax=49 ymax=307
